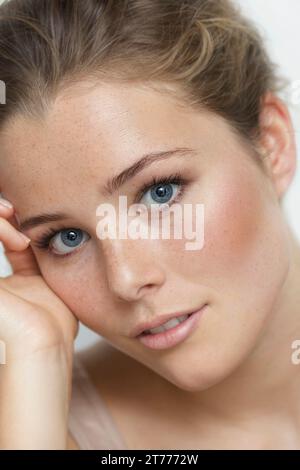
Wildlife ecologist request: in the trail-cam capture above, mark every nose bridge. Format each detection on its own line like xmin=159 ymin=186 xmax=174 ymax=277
xmin=101 ymin=237 xmax=165 ymax=302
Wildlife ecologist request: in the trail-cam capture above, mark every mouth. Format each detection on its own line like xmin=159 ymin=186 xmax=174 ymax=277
xmin=140 ymin=312 xmax=193 ymax=336
xmin=136 ymin=304 xmax=208 ymax=350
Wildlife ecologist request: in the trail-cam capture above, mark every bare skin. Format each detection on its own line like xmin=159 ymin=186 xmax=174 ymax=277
xmin=0 ymin=80 xmax=300 ymax=449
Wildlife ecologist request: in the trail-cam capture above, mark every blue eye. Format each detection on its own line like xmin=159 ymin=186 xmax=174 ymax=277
xmin=140 ymin=182 xmax=179 ymax=206
xmin=33 ymin=173 xmax=188 ymax=258
xmin=33 ymin=227 xmax=90 ymax=257
xmin=50 ymin=229 xmax=89 ymax=255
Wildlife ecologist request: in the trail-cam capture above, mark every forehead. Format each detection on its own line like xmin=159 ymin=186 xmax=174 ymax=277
xmin=0 ymin=80 xmax=232 ymax=211
xmin=1 ymin=80 xmax=196 ymax=164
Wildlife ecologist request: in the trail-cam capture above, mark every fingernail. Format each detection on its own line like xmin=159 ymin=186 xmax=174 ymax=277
xmin=0 ymin=198 xmax=13 ymax=209
xmin=18 ymin=232 xmax=31 ymax=243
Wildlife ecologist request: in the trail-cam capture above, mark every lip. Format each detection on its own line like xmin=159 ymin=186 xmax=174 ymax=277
xmin=130 ymin=304 xmax=207 ymax=338
xmin=134 ymin=304 xmax=208 ymax=350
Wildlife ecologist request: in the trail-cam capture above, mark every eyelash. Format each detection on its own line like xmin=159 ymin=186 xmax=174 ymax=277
xmin=33 ymin=226 xmax=72 ymax=258
xmin=33 ymin=171 xmax=188 ymax=258
xmin=134 ymin=171 xmax=188 ymax=206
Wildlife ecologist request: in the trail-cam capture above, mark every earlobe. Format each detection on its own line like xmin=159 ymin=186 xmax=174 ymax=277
xmin=258 ymin=92 xmax=297 ymax=200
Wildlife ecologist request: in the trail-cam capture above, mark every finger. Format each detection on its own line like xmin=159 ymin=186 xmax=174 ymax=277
xmin=0 ymin=211 xmax=41 ymax=276
xmin=4 ymin=244 xmax=41 ymax=276
xmin=0 ymin=215 xmax=31 ymax=249
xmin=0 ymin=197 xmax=14 ymax=211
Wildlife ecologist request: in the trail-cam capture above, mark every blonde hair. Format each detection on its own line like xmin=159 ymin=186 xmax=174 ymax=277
xmin=0 ymin=0 xmax=286 ymax=161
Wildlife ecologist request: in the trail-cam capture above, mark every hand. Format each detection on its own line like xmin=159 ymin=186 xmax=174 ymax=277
xmin=0 ymin=197 xmax=78 ymax=360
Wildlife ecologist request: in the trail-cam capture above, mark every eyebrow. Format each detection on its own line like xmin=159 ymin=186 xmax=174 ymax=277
xmin=19 ymin=212 xmax=69 ymax=231
xmin=102 ymin=147 xmax=196 ymax=196
xmin=19 ymin=147 xmax=196 ymax=232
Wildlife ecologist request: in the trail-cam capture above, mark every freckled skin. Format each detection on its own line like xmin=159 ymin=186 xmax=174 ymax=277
xmin=0 ymin=80 xmax=299 ymax=422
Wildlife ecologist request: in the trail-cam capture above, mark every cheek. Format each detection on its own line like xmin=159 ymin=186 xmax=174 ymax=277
xmin=204 ymin=172 xmax=269 ymax=290
xmin=157 ymin=156 xmax=290 ymax=363
xmin=146 ymin=163 xmax=290 ymax=391
xmin=169 ymin=158 xmax=290 ymax=303
xmin=203 ymin=164 xmax=289 ymax=304
xmin=36 ymin=254 xmax=112 ymax=332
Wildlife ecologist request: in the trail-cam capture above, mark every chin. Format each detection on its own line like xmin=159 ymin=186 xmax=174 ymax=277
xmin=156 ymin=343 xmax=258 ymax=393
xmin=164 ymin=367 xmax=232 ymax=393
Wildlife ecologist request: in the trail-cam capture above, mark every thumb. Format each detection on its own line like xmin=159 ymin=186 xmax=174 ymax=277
xmin=4 ymin=213 xmax=41 ymax=276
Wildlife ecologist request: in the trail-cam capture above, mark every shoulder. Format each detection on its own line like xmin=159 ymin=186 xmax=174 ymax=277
xmin=67 ymin=340 xmax=163 ymax=450
xmin=66 ymin=341 xmax=121 ymax=450
xmin=67 ymin=432 xmax=80 ymax=450
xmin=67 ymin=340 xmax=140 ymax=450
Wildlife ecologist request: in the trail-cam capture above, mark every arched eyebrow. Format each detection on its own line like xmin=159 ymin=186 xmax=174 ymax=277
xmin=18 ymin=147 xmax=196 ymax=232
xmin=102 ymin=147 xmax=196 ymax=196
xmin=19 ymin=212 xmax=69 ymax=231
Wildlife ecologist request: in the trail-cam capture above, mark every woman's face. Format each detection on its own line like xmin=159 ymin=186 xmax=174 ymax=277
xmin=0 ymin=81 xmax=292 ymax=391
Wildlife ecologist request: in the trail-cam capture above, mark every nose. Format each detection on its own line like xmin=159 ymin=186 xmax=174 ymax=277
xmin=101 ymin=238 xmax=166 ymax=302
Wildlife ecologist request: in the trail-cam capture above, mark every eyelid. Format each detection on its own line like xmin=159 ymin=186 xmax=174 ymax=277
xmin=32 ymin=226 xmax=90 ymax=259
xmin=140 ymin=183 xmax=183 ymax=208
xmin=134 ymin=172 xmax=188 ymax=205
xmin=31 ymin=173 xmax=189 ymax=257
xmin=50 ymin=229 xmax=90 ymax=257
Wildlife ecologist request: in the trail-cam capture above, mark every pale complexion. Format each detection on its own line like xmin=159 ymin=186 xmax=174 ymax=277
xmin=0 ymin=80 xmax=300 ymax=449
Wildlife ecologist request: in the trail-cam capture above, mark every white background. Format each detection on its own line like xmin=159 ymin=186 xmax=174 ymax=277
xmin=0 ymin=0 xmax=299 ymax=350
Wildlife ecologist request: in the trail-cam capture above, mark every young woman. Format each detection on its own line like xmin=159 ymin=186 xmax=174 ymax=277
xmin=0 ymin=0 xmax=299 ymax=450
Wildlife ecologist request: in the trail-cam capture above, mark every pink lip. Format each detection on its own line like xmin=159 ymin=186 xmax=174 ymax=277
xmin=130 ymin=304 xmax=207 ymax=338
xmin=136 ymin=304 xmax=208 ymax=350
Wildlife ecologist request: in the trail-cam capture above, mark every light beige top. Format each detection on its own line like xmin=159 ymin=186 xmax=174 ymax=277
xmin=68 ymin=355 xmax=128 ymax=450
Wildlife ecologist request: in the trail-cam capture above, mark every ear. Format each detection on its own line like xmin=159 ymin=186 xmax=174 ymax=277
xmin=258 ymin=91 xmax=297 ymax=200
